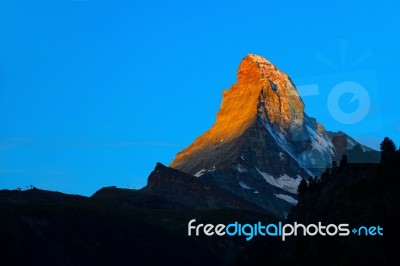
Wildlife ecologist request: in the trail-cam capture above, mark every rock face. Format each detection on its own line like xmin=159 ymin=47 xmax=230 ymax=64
xmin=165 ymin=54 xmax=367 ymax=218
xmin=143 ymin=163 xmax=264 ymax=212
xmin=170 ymin=55 xmax=360 ymax=176
xmin=172 ymin=55 xmax=304 ymax=173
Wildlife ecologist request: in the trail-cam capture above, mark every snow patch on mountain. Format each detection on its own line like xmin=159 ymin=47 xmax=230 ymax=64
xmin=239 ymin=181 xmax=252 ymax=190
xmin=194 ymin=166 xmax=217 ymax=177
xmin=194 ymin=169 xmax=206 ymax=177
xmin=236 ymin=164 xmax=248 ymax=173
xmin=259 ymin=119 xmax=314 ymax=176
xmin=306 ymin=126 xmax=334 ymax=154
xmin=256 ymin=168 xmax=280 ymax=187
xmin=274 ymin=194 xmax=298 ymax=205
xmin=256 ymin=168 xmax=302 ymax=194
xmin=277 ymin=174 xmax=302 ymax=194
xmin=295 ymin=126 xmax=336 ymax=170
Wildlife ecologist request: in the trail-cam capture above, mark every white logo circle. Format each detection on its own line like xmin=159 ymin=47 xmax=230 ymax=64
xmin=327 ymin=81 xmax=370 ymax=125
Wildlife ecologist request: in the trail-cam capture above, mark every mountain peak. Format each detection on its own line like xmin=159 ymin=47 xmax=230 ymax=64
xmin=235 ymin=53 xmax=305 ymax=130
xmin=166 ymin=54 xmax=365 ymax=217
xmin=238 ymin=54 xmax=278 ymax=83
xmin=171 ymin=54 xmax=306 ymax=172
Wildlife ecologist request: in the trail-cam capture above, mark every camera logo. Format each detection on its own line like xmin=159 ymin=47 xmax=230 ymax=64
xmin=327 ymin=81 xmax=371 ymax=125
xmin=295 ymin=40 xmax=382 ymax=158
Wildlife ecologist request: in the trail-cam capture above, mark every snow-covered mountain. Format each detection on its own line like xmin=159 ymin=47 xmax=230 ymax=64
xmin=149 ymin=54 xmax=369 ymax=218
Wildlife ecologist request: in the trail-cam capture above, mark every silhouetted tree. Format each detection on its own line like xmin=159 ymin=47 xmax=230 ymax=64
xmin=298 ymin=179 xmax=308 ymax=196
xmin=380 ymin=137 xmax=396 ymax=153
xmin=340 ymin=155 xmax=348 ymax=168
xmin=331 ymin=160 xmax=338 ymax=173
xmin=320 ymin=171 xmax=329 ymax=182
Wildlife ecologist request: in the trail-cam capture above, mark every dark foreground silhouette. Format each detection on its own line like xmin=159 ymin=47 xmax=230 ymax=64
xmin=1 ymin=142 xmax=399 ymax=265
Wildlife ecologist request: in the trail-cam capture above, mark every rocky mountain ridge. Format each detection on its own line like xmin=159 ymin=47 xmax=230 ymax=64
xmin=163 ymin=54 xmax=370 ymax=217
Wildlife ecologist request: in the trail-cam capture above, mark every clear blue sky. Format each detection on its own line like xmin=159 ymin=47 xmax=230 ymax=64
xmin=0 ymin=0 xmax=399 ymax=195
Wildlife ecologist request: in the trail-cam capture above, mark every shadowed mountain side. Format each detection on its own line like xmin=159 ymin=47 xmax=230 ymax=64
xmin=142 ymin=163 xmax=267 ymax=213
xmin=0 ymin=145 xmax=397 ymax=266
xmin=0 ymin=187 xmax=279 ymax=266
xmin=0 ymin=189 xmax=218 ymax=266
xmin=170 ymin=118 xmax=312 ymax=178
xmin=91 ymin=186 xmax=187 ymax=209
xmin=238 ymin=149 xmax=400 ymax=266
